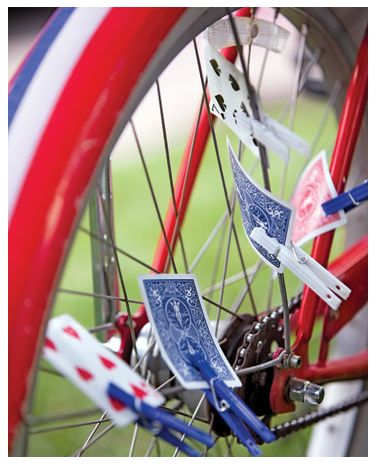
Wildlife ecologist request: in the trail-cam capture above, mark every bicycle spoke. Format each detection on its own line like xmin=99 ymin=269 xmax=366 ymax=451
xmin=299 ymin=48 xmax=322 ymax=92
xmin=224 ymin=434 xmax=235 ymax=457
xmin=176 ymin=82 xmax=206 ymax=250
xmin=205 ymin=205 xmax=229 ymax=316
xmin=215 ymin=133 xmax=246 ymax=330
xmin=162 ymin=406 xmax=208 ymax=424
xmin=309 ymin=80 xmax=342 ymax=157
xmin=214 ymin=179 xmax=237 ymax=335
xmin=74 ymin=410 xmax=109 ymax=457
xmin=128 ymin=422 xmax=140 ymax=457
xmin=188 ymin=207 xmax=229 ymax=272
xmin=27 ymin=408 xmax=100 ymax=426
xmin=278 ymin=49 xmax=322 ymax=124
xmin=155 ymin=438 xmax=162 ymax=457
xmin=132 ymin=340 xmax=156 ymax=373
xmin=156 ymin=79 xmax=189 ymax=272
xmin=172 ymin=393 xmax=206 ymax=457
xmin=265 ymin=272 xmax=276 ymax=311
xmin=160 ymin=385 xmax=185 ymax=397
xmin=129 ymin=369 xmax=154 ymax=456
xmin=256 ymin=8 xmax=280 ymax=96
xmin=131 ymin=120 xmax=178 ymax=273
xmin=201 ymin=414 xmax=216 ymax=456
xmin=155 ymin=375 xmax=176 ymax=391
xmin=144 ymin=435 xmax=157 ymax=457
xmin=87 ymin=322 xmax=116 ymax=334
xmin=58 ymin=288 xmax=142 ymax=305
xmin=236 ymin=351 xmax=285 ymax=376
xmin=97 ymin=186 xmax=139 ymax=360
xmin=230 ymin=261 xmax=263 ymax=313
xmin=80 ymin=226 xmax=158 ymax=273
xmin=29 ymin=417 xmax=112 ymax=435
xmin=202 ymin=296 xmax=244 ymax=320
xmin=38 ymin=365 xmax=64 ymax=378
xmin=188 ymin=153 xmax=258 ymax=274
xmin=280 ymin=23 xmax=307 ymax=198
xmin=73 ymin=421 xmax=115 ymax=456
xmin=89 ymin=162 xmax=120 ymax=329
xmin=202 ymin=262 xmax=264 ymax=296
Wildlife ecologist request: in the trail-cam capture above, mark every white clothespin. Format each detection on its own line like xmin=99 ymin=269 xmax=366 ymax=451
xmin=262 ymin=116 xmax=310 ymax=158
xmin=235 ymin=112 xmax=310 ymax=162
xmin=250 ymin=227 xmax=351 ymax=310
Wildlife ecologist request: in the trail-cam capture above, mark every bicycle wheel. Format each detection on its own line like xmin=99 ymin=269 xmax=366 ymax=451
xmin=9 ymin=7 xmax=367 ymax=456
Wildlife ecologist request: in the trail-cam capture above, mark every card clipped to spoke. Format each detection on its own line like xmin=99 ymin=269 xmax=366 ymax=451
xmin=228 ymin=138 xmax=294 ymax=272
xmin=139 ymin=274 xmax=241 ymax=390
xmin=291 ymin=150 xmax=347 ymax=246
xmin=43 ymin=314 xmax=164 ymax=426
xmin=204 ymin=38 xmax=309 ymax=162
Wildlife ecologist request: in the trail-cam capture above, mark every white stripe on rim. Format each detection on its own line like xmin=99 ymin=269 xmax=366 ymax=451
xmin=8 ymin=7 xmax=111 ymax=219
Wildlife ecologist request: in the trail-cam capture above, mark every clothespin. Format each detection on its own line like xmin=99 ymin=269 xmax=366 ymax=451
xmin=322 ymin=180 xmax=368 ymax=215
xmin=186 ymin=345 xmax=276 ymax=456
xmin=250 ymin=227 xmax=351 ymax=310
xmin=259 ymin=115 xmax=310 ymax=157
xmin=108 ymin=382 xmax=215 ymax=456
xmin=204 ymin=390 xmax=262 ymax=456
xmin=235 ymin=111 xmax=310 ymax=162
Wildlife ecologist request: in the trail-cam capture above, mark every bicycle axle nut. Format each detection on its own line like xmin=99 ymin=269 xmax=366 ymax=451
xmin=288 ymin=377 xmax=325 ymax=405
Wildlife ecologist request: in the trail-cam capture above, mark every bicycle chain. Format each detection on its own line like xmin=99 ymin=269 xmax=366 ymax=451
xmin=218 ymin=293 xmax=368 ymax=440
xmin=269 ymin=389 xmax=368 ymax=440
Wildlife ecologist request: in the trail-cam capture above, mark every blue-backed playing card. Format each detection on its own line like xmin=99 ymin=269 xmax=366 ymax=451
xmin=139 ymin=274 xmax=241 ymax=390
xmin=227 ymin=138 xmax=294 ymax=272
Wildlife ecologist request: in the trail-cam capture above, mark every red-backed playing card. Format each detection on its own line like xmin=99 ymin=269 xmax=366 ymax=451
xmin=291 ymin=151 xmax=346 ymax=246
xmin=43 ymin=315 xmax=164 ymax=426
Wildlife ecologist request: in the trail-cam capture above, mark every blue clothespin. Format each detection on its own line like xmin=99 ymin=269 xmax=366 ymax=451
xmin=204 ymin=389 xmax=262 ymax=456
xmin=322 ymin=180 xmax=368 ymax=215
xmin=139 ymin=420 xmax=202 ymax=457
xmin=108 ymin=382 xmax=214 ymax=456
xmin=187 ymin=347 xmax=276 ymax=456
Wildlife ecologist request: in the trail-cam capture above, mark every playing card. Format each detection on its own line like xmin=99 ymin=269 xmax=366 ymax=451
xmin=204 ymin=38 xmax=259 ymax=156
xmin=291 ymin=151 xmax=347 ymax=246
xmin=43 ymin=314 xmax=164 ymax=426
xmin=139 ymin=274 xmax=241 ymax=390
xmin=228 ymin=138 xmax=294 ymax=271
xmin=204 ymin=39 xmax=309 ymax=162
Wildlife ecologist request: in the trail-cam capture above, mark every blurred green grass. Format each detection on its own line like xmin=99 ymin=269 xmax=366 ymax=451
xmin=28 ymin=94 xmax=343 ymax=456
